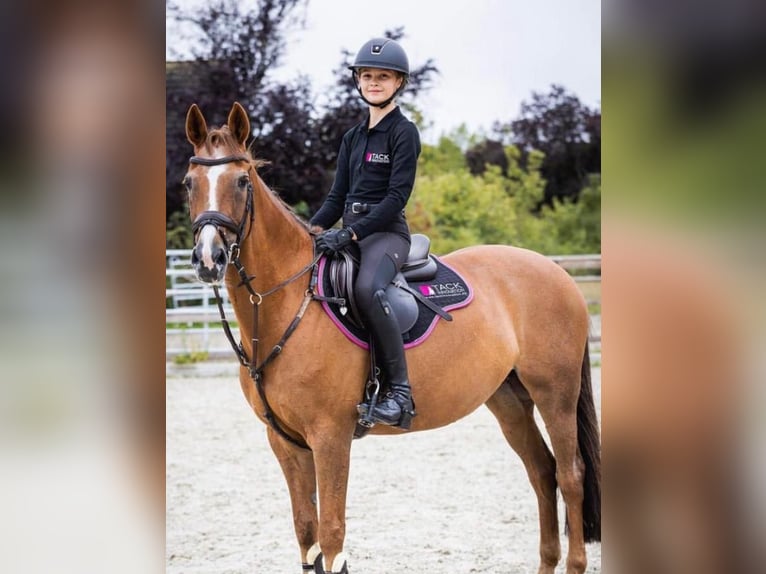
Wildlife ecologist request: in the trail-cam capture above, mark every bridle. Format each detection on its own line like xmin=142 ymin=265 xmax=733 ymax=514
xmin=189 ymin=154 xmax=254 ymax=249
xmin=187 ymin=152 xmax=322 ymax=449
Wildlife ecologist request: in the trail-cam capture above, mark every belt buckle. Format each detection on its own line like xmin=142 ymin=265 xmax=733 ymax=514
xmin=351 ymin=202 xmax=364 ymax=214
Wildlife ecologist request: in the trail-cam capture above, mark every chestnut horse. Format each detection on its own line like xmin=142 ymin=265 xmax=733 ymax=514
xmin=183 ymin=102 xmax=600 ymax=574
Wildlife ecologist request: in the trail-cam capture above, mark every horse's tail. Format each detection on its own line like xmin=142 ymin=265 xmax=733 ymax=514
xmin=577 ymin=339 xmax=601 ymax=542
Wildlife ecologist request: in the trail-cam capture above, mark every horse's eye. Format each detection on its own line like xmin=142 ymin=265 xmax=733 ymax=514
xmin=182 ymin=176 xmax=192 ymax=191
xmin=238 ymin=175 xmax=250 ymax=189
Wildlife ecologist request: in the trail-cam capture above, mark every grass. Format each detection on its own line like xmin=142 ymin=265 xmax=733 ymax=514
xmin=166 ymin=321 xmax=237 ymax=329
xmin=173 ymin=350 xmax=210 ymax=365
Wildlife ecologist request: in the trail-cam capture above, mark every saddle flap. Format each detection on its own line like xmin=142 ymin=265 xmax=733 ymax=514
xmin=326 ymin=254 xmax=417 ymax=334
xmin=387 ymin=274 xmax=418 ymax=333
xmin=328 ymin=250 xmax=362 ymax=323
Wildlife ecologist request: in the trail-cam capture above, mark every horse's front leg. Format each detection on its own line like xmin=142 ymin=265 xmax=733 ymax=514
xmin=308 ymin=426 xmax=353 ymax=574
xmin=266 ymin=428 xmax=320 ymax=572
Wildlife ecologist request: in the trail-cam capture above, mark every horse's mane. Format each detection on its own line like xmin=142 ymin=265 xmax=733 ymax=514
xmin=206 ymin=125 xmax=311 ymax=233
xmin=264 ymin=180 xmax=312 ymax=233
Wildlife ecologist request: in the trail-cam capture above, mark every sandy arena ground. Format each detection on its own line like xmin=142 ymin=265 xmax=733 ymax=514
xmin=167 ymin=365 xmax=601 ymax=573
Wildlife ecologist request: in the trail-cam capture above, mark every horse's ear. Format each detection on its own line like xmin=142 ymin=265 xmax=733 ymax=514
xmin=186 ymin=104 xmax=208 ymax=147
xmin=228 ymin=102 xmax=250 ymax=146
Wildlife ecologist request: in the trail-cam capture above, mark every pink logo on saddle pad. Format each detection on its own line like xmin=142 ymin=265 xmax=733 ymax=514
xmin=419 ymin=285 xmax=435 ymax=296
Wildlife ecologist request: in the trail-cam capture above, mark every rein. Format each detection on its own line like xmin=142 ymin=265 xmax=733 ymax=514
xmin=212 ymin=251 xmax=321 ymax=450
xmin=218 ymin=247 xmax=322 ymax=373
xmin=189 ymin=152 xmax=318 ymax=450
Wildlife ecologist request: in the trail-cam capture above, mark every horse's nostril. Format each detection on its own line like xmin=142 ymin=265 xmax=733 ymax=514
xmin=214 ymin=248 xmax=227 ymax=267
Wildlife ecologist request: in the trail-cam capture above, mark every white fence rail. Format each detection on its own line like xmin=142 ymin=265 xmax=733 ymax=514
xmin=166 ymin=249 xmax=235 ymax=359
xmin=166 ymin=250 xmax=601 ymax=359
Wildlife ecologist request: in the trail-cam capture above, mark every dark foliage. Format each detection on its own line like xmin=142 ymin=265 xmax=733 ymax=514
xmin=249 ymin=81 xmax=331 ymax=208
xmin=166 ymin=60 xmax=239 ymax=220
xmin=166 ymin=3 xmax=439 ymax=226
xmin=166 ymin=0 xmax=308 ymax=224
xmin=465 ymin=139 xmax=508 ymax=177
xmin=487 ymin=84 xmax=601 ymax=206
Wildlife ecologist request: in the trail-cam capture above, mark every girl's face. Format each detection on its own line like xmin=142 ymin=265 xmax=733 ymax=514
xmin=357 ymin=67 xmax=403 ymax=106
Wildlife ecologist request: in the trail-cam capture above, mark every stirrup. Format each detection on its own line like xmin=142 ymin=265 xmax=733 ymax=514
xmin=356 ymin=402 xmax=375 ymax=428
xmin=398 ymin=406 xmax=415 ymax=430
xmin=369 ymin=394 xmax=416 ymax=430
xmin=356 ymin=377 xmax=381 ymax=429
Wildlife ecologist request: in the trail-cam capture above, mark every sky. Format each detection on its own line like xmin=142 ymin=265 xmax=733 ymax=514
xmin=167 ymin=0 xmax=601 ymax=144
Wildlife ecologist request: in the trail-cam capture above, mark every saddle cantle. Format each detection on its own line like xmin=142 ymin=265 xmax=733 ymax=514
xmin=400 ymin=234 xmax=438 ymax=281
xmin=316 ymin=234 xmax=474 ymax=349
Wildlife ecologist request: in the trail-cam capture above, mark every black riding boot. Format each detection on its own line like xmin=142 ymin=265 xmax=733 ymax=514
xmin=362 ymin=289 xmax=416 ymax=429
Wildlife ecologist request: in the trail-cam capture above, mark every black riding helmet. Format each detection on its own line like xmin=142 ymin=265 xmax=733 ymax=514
xmin=348 ymin=38 xmax=410 ymax=108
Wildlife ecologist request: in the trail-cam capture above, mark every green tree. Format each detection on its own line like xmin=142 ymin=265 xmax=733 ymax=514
xmin=417 ymin=134 xmax=466 ymax=177
xmin=410 ymin=143 xmax=599 ymax=255
xmin=409 ymin=146 xmax=547 ymax=254
xmin=536 ymin=174 xmax=601 ymax=254
xmin=166 ymin=210 xmax=193 ymax=250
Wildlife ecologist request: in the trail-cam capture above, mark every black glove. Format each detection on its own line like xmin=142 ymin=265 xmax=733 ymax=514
xmin=316 ymin=227 xmax=354 ymax=253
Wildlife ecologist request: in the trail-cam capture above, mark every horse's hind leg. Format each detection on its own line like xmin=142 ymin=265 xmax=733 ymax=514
xmin=485 ymin=372 xmax=561 ymax=574
xmin=518 ymin=363 xmax=589 ymax=574
xmin=266 ymin=428 xmax=320 ymax=571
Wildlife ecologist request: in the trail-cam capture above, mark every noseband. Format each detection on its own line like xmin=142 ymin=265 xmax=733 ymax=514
xmin=189 ymin=154 xmax=254 ymax=246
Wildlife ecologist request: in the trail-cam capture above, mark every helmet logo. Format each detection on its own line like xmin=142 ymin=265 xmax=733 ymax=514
xmin=371 ymin=43 xmax=383 ymax=54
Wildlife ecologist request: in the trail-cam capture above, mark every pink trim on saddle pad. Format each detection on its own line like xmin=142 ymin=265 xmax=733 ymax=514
xmin=316 ymin=255 xmax=474 ymax=350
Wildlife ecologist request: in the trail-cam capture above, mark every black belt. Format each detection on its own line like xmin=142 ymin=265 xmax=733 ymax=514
xmin=345 ymin=202 xmax=378 ymax=214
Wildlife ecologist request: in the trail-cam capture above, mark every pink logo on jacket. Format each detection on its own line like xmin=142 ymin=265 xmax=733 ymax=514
xmin=365 ymin=152 xmax=390 ymax=164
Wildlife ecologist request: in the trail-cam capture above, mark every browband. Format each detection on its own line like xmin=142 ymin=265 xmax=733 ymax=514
xmin=189 ymin=154 xmax=250 ymax=166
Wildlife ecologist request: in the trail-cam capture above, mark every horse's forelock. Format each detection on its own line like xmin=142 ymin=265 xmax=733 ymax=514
xmin=204 ymin=126 xmax=240 ymax=154
xmin=200 ymin=128 xmax=268 ymax=172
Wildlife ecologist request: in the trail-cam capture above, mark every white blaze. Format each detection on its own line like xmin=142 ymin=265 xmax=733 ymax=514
xmin=197 ymin=162 xmax=228 ymax=275
xmin=198 ymin=225 xmax=219 ymax=270
xmin=205 ymin=165 xmax=226 ymax=211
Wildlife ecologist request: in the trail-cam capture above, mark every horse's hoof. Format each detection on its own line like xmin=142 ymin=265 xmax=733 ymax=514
xmin=313 ymin=551 xmax=349 ymax=574
xmin=313 ymin=552 xmax=324 ymax=573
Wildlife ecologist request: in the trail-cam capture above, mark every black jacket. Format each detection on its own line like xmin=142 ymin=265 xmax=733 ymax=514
xmin=310 ymin=107 xmax=421 ymax=240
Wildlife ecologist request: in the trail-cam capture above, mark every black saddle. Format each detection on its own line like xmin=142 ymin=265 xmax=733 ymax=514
xmin=325 ymin=234 xmax=447 ymax=333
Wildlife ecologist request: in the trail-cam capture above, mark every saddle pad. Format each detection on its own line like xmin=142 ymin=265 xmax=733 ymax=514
xmin=317 ymin=254 xmax=473 ymax=350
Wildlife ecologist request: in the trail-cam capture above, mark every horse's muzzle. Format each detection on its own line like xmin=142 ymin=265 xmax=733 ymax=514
xmin=191 ymin=239 xmax=228 ymax=284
